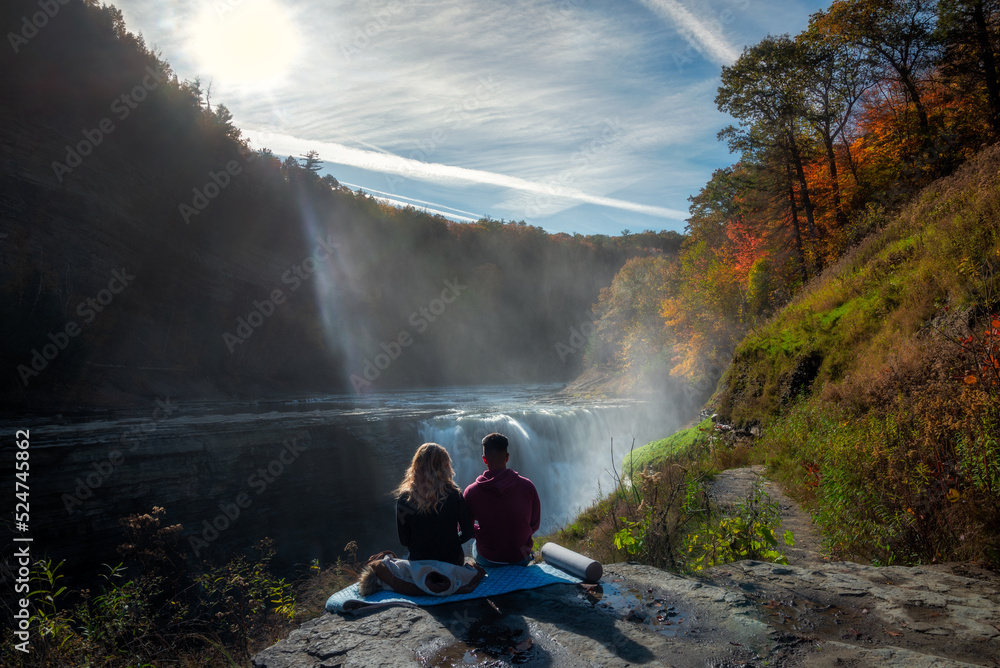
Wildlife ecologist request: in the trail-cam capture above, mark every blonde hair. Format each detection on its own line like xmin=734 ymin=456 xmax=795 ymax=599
xmin=394 ymin=443 xmax=459 ymax=514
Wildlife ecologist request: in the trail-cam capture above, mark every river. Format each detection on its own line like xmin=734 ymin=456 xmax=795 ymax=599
xmin=2 ymin=385 xmax=683 ymax=576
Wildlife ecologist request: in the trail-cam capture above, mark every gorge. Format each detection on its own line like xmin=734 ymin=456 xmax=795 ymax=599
xmin=8 ymin=386 xmax=682 ymax=577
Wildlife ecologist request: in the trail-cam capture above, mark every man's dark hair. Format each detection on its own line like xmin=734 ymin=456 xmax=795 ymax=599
xmin=482 ymin=432 xmax=509 ymax=457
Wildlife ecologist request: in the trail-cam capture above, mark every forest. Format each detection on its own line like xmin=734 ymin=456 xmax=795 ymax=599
xmin=2 ymin=0 xmax=1000 ymax=665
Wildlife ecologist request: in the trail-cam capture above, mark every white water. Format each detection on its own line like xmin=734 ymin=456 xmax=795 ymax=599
xmin=10 ymin=385 xmax=684 ymax=569
xmin=420 ymin=401 xmax=680 ymax=534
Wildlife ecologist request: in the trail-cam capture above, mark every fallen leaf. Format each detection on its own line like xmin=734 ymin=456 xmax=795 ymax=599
xmin=886 ymin=630 xmax=902 ymax=637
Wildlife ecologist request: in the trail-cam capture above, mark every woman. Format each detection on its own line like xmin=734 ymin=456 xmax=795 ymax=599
xmin=394 ymin=443 xmax=473 ymax=565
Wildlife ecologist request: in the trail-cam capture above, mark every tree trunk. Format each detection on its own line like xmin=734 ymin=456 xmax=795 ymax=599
xmin=842 ymin=132 xmax=861 ymax=189
xmin=895 ymin=63 xmax=930 ymax=132
xmin=788 ymin=132 xmax=822 ymax=271
xmin=972 ymin=0 xmax=1000 ymax=135
xmin=823 ymin=130 xmax=849 ymax=229
xmin=785 ymin=162 xmax=809 ymax=284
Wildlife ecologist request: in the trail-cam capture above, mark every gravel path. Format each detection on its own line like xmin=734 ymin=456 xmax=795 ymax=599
xmin=708 ymin=466 xmax=826 ymax=566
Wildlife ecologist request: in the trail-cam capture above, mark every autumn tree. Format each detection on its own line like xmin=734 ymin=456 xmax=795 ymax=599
xmin=718 ymin=35 xmax=824 ymax=271
xmin=817 ymin=0 xmax=939 ymax=133
xmin=798 ymin=24 xmax=876 ymax=226
xmin=937 ymin=0 xmax=1000 ymax=135
xmin=589 ymin=256 xmax=676 ymax=375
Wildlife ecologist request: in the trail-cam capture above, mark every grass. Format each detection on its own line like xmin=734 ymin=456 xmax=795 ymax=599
xmin=717 ymin=145 xmax=1000 ymax=427
xmin=623 ymin=417 xmax=714 ymax=474
xmin=710 ymin=144 xmax=1000 ymax=566
xmin=539 ymin=428 xmax=788 ymax=573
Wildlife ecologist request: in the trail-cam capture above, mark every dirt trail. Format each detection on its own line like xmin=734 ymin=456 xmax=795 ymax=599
xmin=706 ymin=467 xmax=1000 ymax=667
xmin=707 ymin=465 xmax=825 ymax=566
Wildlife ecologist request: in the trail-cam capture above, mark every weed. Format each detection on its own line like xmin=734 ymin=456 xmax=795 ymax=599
xmin=684 ymin=480 xmax=794 ymax=571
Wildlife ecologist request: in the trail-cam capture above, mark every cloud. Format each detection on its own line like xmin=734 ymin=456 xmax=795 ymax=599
xmin=339 ymin=182 xmax=483 ymax=222
xmin=247 ymin=130 xmax=689 ymax=220
xmin=112 ymin=0 xmax=763 ymax=232
xmin=638 ymin=0 xmax=740 ymax=65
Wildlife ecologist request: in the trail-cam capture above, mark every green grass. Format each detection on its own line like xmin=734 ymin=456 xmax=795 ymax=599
xmin=717 ymin=145 xmax=1000 ymax=425
xmin=623 ymin=418 xmax=714 ymax=474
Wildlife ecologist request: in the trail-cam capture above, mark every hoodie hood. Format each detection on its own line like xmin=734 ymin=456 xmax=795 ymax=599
xmin=473 ymin=468 xmax=521 ymax=496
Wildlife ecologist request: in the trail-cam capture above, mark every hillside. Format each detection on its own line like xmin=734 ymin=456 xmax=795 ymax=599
xmin=713 ymin=143 xmax=1000 ymax=566
xmin=615 ymin=145 xmax=1000 ymax=569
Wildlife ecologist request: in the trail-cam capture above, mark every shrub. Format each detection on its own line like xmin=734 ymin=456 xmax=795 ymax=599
xmin=684 ymin=480 xmax=794 ymax=572
xmin=0 ymin=509 xmax=361 ymax=667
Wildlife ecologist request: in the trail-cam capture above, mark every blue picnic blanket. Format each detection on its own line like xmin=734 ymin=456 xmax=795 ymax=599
xmin=326 ymin=563 xmax=583 ymax=614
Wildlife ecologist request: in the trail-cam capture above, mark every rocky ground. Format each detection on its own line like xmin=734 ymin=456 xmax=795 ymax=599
xmin=253 ymin=468 xmax=1000 ymax=667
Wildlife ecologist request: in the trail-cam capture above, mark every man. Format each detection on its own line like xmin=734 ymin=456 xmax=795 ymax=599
xmin=463 ymin=432 xmax=541 ymax=566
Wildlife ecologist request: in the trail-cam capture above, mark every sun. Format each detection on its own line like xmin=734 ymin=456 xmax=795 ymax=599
xmin=189 ymin=0 xmax=300 ymax=88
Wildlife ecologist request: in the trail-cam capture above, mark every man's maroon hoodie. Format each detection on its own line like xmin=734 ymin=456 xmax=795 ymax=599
xmin=463 ymin=468 xmax=541 ymax=563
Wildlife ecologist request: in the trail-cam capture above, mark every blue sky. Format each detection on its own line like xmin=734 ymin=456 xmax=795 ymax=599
xmin=112 ymin=0 xmax=829 ymax=236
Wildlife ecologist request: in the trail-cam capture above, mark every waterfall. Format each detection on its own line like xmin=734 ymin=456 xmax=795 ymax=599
xmin=16 ymin=387 xmax=684 ymax=576
xmin=419 ymin=403 xmax=679 ymax=534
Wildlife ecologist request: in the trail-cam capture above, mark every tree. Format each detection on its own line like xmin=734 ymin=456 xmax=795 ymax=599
xmin=301 ymin=150 xmax=323 ymax=175
xmin=937 ymin=0 xmax=1000 ymax=135
xmin=590 ymin=256 xmax=675 ymax=372
xmin=817 ymin=0 xmax=939 ymax=133
xmin=212 ymin=103 xmax=240 ymax=141
xmin=798 ymin=24 xmax=876 ymax=227
xmin=717 ymin=35 xmax=823 ymax=271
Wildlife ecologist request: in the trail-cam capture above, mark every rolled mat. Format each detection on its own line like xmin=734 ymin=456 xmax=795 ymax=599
xmin=540 ymin=542 xmax=602 ymax=583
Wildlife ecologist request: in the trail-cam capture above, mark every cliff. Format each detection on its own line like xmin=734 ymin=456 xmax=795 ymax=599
xmin=253 ymin=559 xmax=1000 ymax=667
xmin=254 ymin=469 xmax=1000 ymax=667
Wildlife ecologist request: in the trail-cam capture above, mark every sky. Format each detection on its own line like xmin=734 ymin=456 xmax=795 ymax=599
xmin=111 ymin=0 xmax=830 ymax=236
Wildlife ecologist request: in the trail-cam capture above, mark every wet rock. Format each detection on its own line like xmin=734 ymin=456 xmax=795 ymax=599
xmin=255 ymin=559 xmax=1000 ymax=667
xmin=256 ymin=468 xmax=1000 ymax=667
